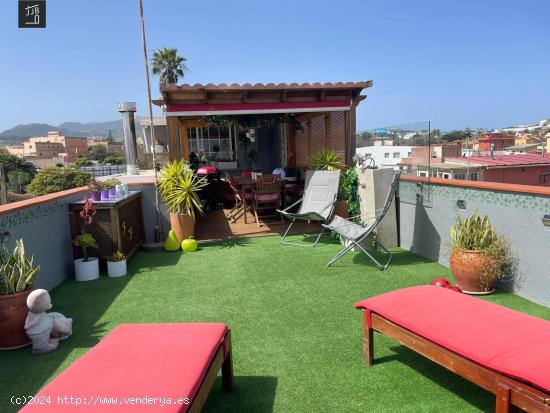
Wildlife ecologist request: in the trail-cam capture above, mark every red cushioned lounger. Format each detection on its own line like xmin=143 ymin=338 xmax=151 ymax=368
xmin=20 ymin=323 xmax=234 ymax=412
xmin=355 ymin=286 xmax=550 ymax=413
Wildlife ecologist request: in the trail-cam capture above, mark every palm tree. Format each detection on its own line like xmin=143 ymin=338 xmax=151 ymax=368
xmin=151 ymin=48 xmax=189 ymax=85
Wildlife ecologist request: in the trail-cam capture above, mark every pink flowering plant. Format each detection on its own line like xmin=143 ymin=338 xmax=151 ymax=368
xmin=73 ymin=197 xmax=98 ymax=261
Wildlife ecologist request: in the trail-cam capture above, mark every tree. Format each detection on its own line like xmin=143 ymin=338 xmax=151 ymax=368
xmin=26 ymin=167 xmax=92 ymax=196
xmin=151 ymin=48 xmax=189 ymax=85
xmin=74 ymin=157 xmax=93 ymax=167
xmin=0 ymin=148 xmax=37 ymax=193
xmin=87 ymin=144 xmax=108 ymax=162
xmin=106 ymin=129 xmax=113 ymax=142
xmin=102 ymin=153 xmax=124 ymax=165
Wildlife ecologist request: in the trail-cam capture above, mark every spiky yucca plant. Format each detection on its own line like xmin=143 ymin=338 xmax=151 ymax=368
xmin=0 ymin=239 xmax=40 ymax=296
xmin=450 ymin=211 xmax=514 ymax=288
xmin=309 ymin=150 xmax=347 ymax=171
xmin=450 ymin=211 xmax=497 ymax=250
xmin=156 ymin=161 xmax=207 ymax=220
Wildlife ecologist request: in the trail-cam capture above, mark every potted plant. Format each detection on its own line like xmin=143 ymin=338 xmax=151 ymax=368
xmin=0 ymin=239 xmax=40 ymax=350
xmin=106 ymin=251 xmax=127 ymax=278
xmin=99 ymin=181 xmax=111 ymax=201
xmin=449 ymin=211 xmax=512 ymax=294
xmin=73 ymin=197 xmax=100 ymax=281
xmin=157 ymin=160 xmax=207 ymax=242
xmin=309 ymin=149 xmax=348 ymax=217
xmin=103 ymin=178 xmax=121 ymax=198
xmin=88 ymin=179 xmax=102 ymax=202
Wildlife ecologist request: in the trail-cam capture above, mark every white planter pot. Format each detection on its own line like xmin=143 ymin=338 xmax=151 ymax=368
xmin=74 ymin=257 xmax=99 ymax=282
xmin=107 ymin=260 xmax=127 ymax=278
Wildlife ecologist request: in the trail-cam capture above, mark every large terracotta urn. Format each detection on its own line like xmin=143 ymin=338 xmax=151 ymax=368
xmin=450 ymin=249 xmax=495 ymax=295
xmin=0 ymin=289 xmax=32 ymax=350
xmin=170 ymin=213 xmax=195 ymax=243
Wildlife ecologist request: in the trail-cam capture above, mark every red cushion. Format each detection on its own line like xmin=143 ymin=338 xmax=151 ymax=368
xmin=256 ymin=193 xmax=279 ymax=202
xmin=21 ymin=323 xmax=228 ymax=412
xmin=355 ymin=286 xmax=550 ymax=393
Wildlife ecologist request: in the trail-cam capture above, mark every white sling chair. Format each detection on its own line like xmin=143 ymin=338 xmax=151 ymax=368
xmin=277 ymin=170 xmax=341 ymax=247
xmin=323 ymin=172 xmax=399 ymax=269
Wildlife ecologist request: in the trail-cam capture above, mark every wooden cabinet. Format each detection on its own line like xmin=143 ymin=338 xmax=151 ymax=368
xmin=69 ymin=191 xmax=145 ymax=264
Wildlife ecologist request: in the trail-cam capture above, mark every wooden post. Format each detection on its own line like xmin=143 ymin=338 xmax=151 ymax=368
xmin=222 ymin=331 xmax=235 ymax=391
xmin=325 ymin=115 xmax=331 ymax=149
xmin=166 ymin=116 xmax=181 ymax=161
xmin=0 ymin=167 xmax=7 ymax=205
xmin=178 ymin=120 xmax=190 ymax=161
xmin=495 ymin=383 xmax=512 ymax=413
xmin=363 ymin=311 xmax=374 ymax=365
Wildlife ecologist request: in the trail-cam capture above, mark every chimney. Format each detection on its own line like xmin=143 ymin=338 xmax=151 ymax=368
xmin=490 ymin=143 xmax=494 ymax=160
xmin=117 ymin=102 xmax=139 ymax=175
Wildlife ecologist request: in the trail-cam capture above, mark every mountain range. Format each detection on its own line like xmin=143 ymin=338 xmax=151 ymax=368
xmin=0 ymin=120 xmax=134 ymax=145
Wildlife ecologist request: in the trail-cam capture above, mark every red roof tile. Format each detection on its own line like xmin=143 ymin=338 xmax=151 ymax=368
xmin=446 ymin=154 xmax=550 ymax=167
xmin=160 ymin=81 xmax=373 ymax=92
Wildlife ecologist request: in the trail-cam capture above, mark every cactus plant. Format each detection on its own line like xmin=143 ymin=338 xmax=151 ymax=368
xmin=0 ymin=239 xmax=40 ymax=296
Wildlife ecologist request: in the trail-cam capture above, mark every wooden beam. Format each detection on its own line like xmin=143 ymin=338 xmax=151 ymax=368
xmin=295 ymin=112 xmax=330 ymax=123
xmin=166 ymin=116 xmax=181 ymax=161
xmin=242 ymin=91 xmax=248 ymax=103
xmin=281 ymin=90 xmax=287 ymax=102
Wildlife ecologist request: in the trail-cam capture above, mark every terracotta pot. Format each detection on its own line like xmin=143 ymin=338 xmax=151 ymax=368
xmin=333 ymin=200 xmax=350 ymax=219
xmin=450 ymin=249 xmax=495 ymax=295
xmin=170 ymin=213 xmax=195 ymax=242
xmin=0 ymin=290 xmax=32 ymax=350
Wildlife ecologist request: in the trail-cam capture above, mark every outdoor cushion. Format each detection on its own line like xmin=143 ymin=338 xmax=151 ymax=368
xmin=21 ymin=323 xmax=228 ymax=412
xmin=355 ymin=285 xmax=550 ymax=393
xmin=256 ymin=192 xmax=279 ymax=202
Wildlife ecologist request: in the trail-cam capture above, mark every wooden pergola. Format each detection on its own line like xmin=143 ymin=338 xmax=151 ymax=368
xmin=153 ymin=81 xmax=373 ymax=168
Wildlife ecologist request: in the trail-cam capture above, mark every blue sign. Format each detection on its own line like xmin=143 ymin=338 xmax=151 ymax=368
xmin=375 ymin=128 xmax=387 ymax=134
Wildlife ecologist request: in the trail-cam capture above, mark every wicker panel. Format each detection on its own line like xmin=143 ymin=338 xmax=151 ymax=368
xmin=69 ymin=193 xmax=144 ymax=265
xmin=117 ymin=199 xmax=145 ymax=254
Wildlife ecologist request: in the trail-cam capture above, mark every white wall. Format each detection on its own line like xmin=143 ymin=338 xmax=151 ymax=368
xmin=356 ymin=146 xmax=417 ymax=170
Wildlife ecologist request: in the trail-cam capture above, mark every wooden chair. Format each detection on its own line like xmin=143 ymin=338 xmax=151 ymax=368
xmin=226 ymin=174 xmax=254 ymax=223
xmin=253 ymin=174 xmax=284 ymax=228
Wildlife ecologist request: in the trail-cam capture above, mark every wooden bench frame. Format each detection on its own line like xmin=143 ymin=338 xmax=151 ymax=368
xmin=188 ymin=329 xmax=235 ymax=413
xmin=362 ymin=311 xmax=550 ymax=413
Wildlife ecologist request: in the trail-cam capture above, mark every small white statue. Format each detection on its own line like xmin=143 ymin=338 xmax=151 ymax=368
xmin=24 ymin=289 xmax=73 ymax=355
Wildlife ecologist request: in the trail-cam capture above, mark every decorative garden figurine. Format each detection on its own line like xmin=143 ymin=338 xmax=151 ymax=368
xmin=24 ymin=289 xmax=72 ymax=355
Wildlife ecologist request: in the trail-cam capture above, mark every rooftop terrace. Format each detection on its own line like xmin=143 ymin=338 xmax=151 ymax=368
xmin=2 ymin=235 xmax=549 ymax=413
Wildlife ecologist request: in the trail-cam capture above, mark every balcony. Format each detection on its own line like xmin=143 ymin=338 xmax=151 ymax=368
xmin=0 ymin=173 xmax=549 ymax=412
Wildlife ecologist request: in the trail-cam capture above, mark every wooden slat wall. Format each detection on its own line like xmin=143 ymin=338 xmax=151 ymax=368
xmin=294 ymin=111 xmax=347 ymax=167
xmin=329 ymin=111 xmax=346 ymax=158
xmin=295 ymin=123 xmax=309 ymax=167
xmin=310 ymin=116 xmax=326 ymax=156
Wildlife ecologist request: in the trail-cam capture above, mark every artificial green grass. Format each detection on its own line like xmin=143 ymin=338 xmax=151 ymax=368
xmin=1 ymin=235 xmax=549 ymax=412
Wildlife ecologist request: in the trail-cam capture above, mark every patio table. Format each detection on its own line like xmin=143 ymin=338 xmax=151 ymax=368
xmin=234 ymin=177 xmax=288 ymax=223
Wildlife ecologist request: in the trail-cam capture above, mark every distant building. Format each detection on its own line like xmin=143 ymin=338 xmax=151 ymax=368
xmin=505 ymin=143 xmax=540 ymax=154
xmin=445 ymin=154 xmax=550 ymax=186
xmin=6 ymin=131 xmax=87 ymax=164
xmin=88 ymin=138 xmax=124 ymax=154
xmin=356 ymin=145 xmax=417 ymax=170
xmin=398 ymin=144 xmax=462 ymax=176
xmin=477 ymin=132 xmax=515 ymax=152
xmin=501 ymin=118 xmax=550 ymax=134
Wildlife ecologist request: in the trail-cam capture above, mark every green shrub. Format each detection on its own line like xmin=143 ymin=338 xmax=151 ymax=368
xmin=26 ymin=167 xmax=92 ymax=196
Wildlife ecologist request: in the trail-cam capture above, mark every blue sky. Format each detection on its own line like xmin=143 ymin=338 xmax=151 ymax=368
xmin=1 ymin=0 xmax=549 ymax=132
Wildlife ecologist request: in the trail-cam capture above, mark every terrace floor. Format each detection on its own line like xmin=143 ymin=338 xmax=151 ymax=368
xmin=195 ymin=208 xmax=322 ymax=241
xmin=2 ymin=235 xmax=550 ymax=412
